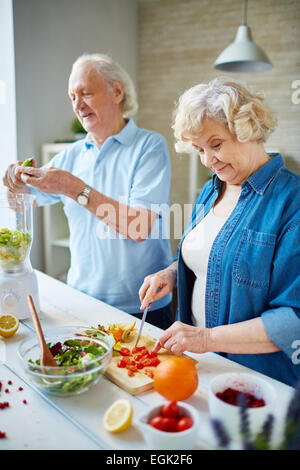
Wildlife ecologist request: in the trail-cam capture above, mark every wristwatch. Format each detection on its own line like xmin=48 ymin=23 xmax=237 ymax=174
xmin=76 ymin=185 xmax=91 ymax=206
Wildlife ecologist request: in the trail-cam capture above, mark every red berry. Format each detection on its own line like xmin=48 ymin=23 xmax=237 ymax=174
xmin=4 ymin=389 xmax=9 ymax=393
xmin=177 ymin=416 xmax=194 ymax=432
xmin=8 ymin=380 xmax=12 ymax=385
xmin=149 ymin=416 xmax=166 ymax=431
xmin=0 ymin=402 xmax=10 ymax=410
xmin=161 ymin=401 xmax=179 ymax=419
xmin=0 ymin=431 xmax=7 ymax=439
xmin=162 ymin=417 xmax=178 ymax=432
xmin=23 ymin=400 xmax=27 ymax=404
xmin=18 ymin=387 xmax=23 ymax=391
xmin=216 ymin=388 xmax=265 ymax=408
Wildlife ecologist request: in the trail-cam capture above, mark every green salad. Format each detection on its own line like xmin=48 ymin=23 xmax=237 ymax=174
xmin=0 ymin=228 xmax=31 ymax=268
xmin=28 ymin=337 xmax=109 ymax=395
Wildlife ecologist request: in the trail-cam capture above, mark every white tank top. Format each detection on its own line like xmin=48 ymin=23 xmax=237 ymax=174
xmin=181 ymin=208 xmax=227 ymax=327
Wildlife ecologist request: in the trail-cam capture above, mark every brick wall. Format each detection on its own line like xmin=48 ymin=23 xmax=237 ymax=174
xmin=138 ymin=0 xmax=300 ymax=252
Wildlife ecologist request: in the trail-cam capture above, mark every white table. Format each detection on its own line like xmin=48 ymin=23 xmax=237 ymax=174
xmin=0 ymin=271 xmax=294 ymax=450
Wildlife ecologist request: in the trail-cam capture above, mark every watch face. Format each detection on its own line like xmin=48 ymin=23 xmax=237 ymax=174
xmin=77 ymin=194 xmax=88 ymax=206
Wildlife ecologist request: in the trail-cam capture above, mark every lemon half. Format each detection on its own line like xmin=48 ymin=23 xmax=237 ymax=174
xmin=0 ymin=313 xmax=20 ymax=338
xmin=103 ymin=399 xmax=133 ymax=433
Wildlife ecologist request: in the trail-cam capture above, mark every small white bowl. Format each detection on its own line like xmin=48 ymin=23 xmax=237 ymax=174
xmin=208 ymin=372 xmax=276 ymax=441
xmin=137 ymin=401 xmax=200 ymax=450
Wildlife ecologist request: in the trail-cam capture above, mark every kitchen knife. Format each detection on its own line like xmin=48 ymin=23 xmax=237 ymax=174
xmin=134 ymin=305 xmax=149 ymax=347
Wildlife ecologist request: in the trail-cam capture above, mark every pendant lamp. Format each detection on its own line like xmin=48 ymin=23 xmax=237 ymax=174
xmin=213 ymin=0 xmax=273 ymax=73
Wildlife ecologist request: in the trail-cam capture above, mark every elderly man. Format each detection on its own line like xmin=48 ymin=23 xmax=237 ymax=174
xmin=3 ymin=54 xmax=173 ymax=329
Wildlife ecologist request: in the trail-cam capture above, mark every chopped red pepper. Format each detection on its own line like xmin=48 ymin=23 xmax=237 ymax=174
xmin=126 ymin=365 xmax=138 ymax=372
xmin=150 ymin=357 xmax=160 ymax=367
xmin=120 ymin=347 xmax=131 ymax=356
xmin=131 ymin=346 xmax=146 ymax=354
xmin=117 ymin=359 xmax=126 ymax=368
xmin=143 ymin=369 xmax=154 ymax=378
xmin=148 ymin=351 xmax=157 ymax=358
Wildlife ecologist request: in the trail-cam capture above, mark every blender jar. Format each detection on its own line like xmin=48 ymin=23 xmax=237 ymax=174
xmin=0 ymin=193 xmax=40 ymax=319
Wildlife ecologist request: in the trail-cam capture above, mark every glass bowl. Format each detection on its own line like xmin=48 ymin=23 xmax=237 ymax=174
xmin=18 ymin=325 xmax=114 ymax=397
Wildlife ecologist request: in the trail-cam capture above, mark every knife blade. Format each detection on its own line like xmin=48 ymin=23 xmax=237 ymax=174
xmin=134 ymin=305 xmax=149 ymax=347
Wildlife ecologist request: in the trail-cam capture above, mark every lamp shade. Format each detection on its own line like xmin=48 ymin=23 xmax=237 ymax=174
xmin=214 ymin=25 xmax=273 ymax=73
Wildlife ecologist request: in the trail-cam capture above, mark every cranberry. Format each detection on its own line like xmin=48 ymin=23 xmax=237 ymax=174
xmin=216 ymin=387 xmax=266 ymax=408
xmin=8 ymin=380 xmax=12 ymax=385
xmin=0 ymin=431 xmax=7 ymax=439
xmin=23 ymin=400 xmax=27 ymax=405
xmin=4 ymin=389 xmax=9 ymax=394
xmin=0 ymin=402 xmax=10 ymax=410
xmin=18 ymin=387 xmax=23 ymax=391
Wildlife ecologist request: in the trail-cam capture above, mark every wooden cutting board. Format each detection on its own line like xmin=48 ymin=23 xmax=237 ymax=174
xmin=104 ymin=330 xmax=198 ymax=395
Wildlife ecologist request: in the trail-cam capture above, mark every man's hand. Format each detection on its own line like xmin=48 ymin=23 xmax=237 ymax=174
xmin=152 ymin=321 xmax=210 ymax=355
xmin=3 ymin=162 xmax=28 ymax=192
xmin=17 ymin=166 xmax=77 ymax=196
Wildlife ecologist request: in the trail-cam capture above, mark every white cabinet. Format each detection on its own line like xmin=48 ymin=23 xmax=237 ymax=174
xmin=41 ymin=143 xmax=71 ymax=281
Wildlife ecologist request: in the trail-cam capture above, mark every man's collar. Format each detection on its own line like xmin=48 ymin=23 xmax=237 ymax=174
xmin=84 ymin=118 xmax=137 ymax=149
xmin=213 ymin=154 xmax=284 ymax=195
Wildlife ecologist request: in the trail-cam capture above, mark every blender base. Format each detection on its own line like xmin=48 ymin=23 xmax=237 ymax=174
xmin=0 ymin=269 xmax=40 ymax=320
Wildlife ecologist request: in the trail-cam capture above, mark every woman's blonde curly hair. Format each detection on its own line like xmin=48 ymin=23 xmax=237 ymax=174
xmin=172 ymin=77 xmax=277 ymax=154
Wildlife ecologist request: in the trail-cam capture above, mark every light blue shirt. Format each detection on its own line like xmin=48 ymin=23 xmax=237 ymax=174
xmin=30 ymin=119 xmax=172 ymax=313
xmin=175 ymin=154 xmax=300 ymax=386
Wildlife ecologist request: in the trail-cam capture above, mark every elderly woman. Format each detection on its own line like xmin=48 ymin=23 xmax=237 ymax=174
xmin=139 ymin=78 xmax=300 ymax=386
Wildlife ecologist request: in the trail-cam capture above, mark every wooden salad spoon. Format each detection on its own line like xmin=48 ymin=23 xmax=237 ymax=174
xmin=27 ymin=295 xmax=57 ymax=368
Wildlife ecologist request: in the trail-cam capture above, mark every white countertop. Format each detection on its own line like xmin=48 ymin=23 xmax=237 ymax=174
xmin=0 ymin=270 xmax=294 ymax=450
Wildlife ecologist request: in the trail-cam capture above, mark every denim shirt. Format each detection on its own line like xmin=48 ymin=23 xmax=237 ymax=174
xmin=175 ymin=154 xmax=300 ymax=386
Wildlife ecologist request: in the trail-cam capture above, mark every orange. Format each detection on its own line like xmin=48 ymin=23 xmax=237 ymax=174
xmin=153 ymin=357 xmax=198 ymax=401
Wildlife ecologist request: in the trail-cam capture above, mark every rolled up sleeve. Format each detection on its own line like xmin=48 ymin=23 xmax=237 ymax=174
xmin=262 ymin=307 xmax=300 ymax=358
xmin=262 ymin=218 xmax=300 ymax=359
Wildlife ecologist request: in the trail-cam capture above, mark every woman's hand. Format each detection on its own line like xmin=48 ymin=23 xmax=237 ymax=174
xmin=3 ymin=162 xmax=28 ymax=193
xmin=152 ymin=321 xmax=210 ymax=355
xmin=17 ymin=166 xmax=78 ymax=196
xmin=139 ymin=261 xmax=178 ymax=310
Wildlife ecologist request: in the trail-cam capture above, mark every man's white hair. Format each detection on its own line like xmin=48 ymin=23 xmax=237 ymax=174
xmin=71 ymin=53 xmax=138 ymax=118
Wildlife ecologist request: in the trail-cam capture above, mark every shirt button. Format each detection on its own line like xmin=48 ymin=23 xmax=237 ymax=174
xmin=210 ymin=290 xmax=214 ymax=297
xmin=213 ymin=255 xmax=217 ymax=262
